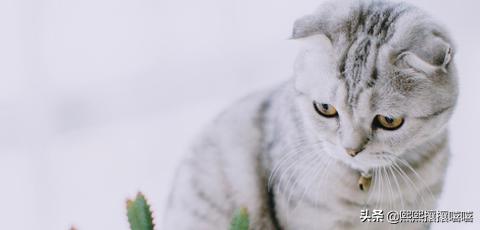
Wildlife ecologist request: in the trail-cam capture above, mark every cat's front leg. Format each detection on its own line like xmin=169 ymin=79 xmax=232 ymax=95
xmin=163 ymin=158 xmax=234 ymax=230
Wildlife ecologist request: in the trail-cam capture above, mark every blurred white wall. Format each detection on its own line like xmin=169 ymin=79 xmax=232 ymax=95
xmin=0 ymin=0 xmax=479 ymax=229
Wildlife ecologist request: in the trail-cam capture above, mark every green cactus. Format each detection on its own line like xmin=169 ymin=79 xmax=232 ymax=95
xmin=125 ymin=192 xmax=249 ymax=230
xmin=126 ymin=192 xmax=155 ymax=230
xmin=229 ymin=207 xmax=250 ymax=230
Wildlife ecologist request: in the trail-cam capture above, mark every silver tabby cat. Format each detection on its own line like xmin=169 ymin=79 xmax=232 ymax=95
xmin=164 ymin=0 xmax=458 ymax=229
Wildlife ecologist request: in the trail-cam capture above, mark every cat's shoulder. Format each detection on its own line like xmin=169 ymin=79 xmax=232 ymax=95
xmin=188 ymin=83 xmax=286 ymax=157
xmin=204 ymin=89 xmax=274 ymax=138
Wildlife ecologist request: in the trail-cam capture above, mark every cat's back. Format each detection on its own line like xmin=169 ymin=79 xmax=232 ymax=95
xmin=165 ymin=87 xmax=279 ymax=229
xmin=191 ymin=86 xmax=276 ymax=161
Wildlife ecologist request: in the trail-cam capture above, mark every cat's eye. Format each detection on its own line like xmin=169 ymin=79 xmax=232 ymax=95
xmin=373 ymin=115 xmax=404 ymax=130
xmin=313 ymin=102 xmax=338 ymax=118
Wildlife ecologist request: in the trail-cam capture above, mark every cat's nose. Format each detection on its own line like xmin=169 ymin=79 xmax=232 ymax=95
xmin=345 ymin=148 xmax=362 ymax=157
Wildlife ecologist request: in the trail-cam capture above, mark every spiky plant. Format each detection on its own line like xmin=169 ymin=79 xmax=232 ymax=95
xmin=125 ymin=192 xmax=249 ymax=230
xmin=229 ymin=207 xmax=250 ymax=230
xmin=126 ymin=192 xmax=155 ymax=230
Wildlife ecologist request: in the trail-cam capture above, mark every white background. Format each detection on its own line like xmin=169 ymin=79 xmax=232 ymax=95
xmin=0 ymin=0 xmax=479 ymax=229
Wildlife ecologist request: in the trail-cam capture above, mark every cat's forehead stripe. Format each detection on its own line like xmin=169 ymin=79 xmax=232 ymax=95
xmin=337 ymin=1 xmax=411 ymax=109
xmin=344 ymin=2 xmax=410 ymax=44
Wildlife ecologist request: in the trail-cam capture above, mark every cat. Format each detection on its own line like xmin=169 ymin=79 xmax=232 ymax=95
xmin=164 ymin=0 xmax=458 ymax=229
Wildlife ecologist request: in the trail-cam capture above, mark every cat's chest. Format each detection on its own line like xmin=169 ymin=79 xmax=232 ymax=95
xmin=272 ymin=190 xmax=427 ymax=230
xmin=272 ymin=181 xmax=370 ymax=230
xmin=269 ymin=166 xmax=434 ymax=230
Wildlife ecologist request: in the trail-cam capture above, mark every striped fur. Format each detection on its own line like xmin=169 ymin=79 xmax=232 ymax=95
xmin=164 ymin=1 xmax=458 ymax=229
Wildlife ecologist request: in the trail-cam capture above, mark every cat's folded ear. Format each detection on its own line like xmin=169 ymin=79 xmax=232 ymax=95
xmin=291 ymin=14 xmax=337 ymax=97
xmin=290 ymin=14 xmax=334 ymax=52
xmin=394 ymin=34 xmax=453 ymax=75
xmin=291 ymin=14 xmax=327 ymax=39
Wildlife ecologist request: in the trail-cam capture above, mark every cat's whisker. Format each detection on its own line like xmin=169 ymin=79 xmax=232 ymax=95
xmin=387 ymin=154 xmax=433 ymax=207
xmin=393 ymin=156 xmax=437 ymax=203
xmin=269 ymin=150 xmax=302 ymax=189
xmin=389 ymin=160 xmax=415 ymax=206
xmin=268 ymin=138 xmax=311 ymax=184
xmin=375 ymin=167 xmax=383 ymax=208
xmin=381 ymin=165 xmax=392 ymax=211
xmin=378 ymin=165 xmax=387 ymax=209
xmin=314 ymin=156 xmax=334 ymax=203
xmin=281 ymin=151 xmax=318 ymax=202
xmin=381 ymin=156 xmax=396 ymax=211
xmin=285 ymin=152 xmax=321 ymax=206
xmin=367 ymin=167 xmax=381 ymax=208
xmin=279 ymin=152 xmax=315 ymax=225
xmin=282 ymin=149 xmax=327 ymax=224
xmin=389 ymin=156 xmax=427 ymax=208
xmin=268 ymin=140 xmax=322 ymax=190
xmin=289 ymin=154 xmax=330 ymax=211
xmin=386 ymin=159 xmax=405 ymax=211
xmin=312 ymin=156 xmax=334 ymax=212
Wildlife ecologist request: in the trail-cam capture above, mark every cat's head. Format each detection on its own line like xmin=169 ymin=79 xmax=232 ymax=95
xmin=292 ymin=0 xmax=458 ymax=172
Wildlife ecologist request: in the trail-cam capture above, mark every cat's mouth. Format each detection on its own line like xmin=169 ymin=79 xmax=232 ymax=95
xmin=322 ymin=141 xmax=396 ymax=174
xmin=328 ymin=146 xmax=396 ymax=192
